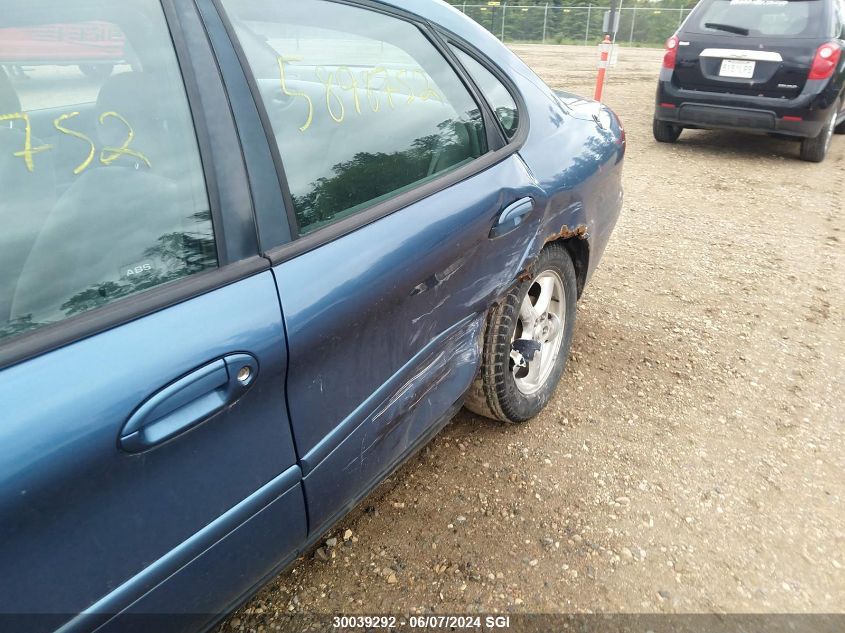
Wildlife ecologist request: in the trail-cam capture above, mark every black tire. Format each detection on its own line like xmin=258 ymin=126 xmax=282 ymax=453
xmin=653 ymin=118 xmax=682 ymax=143
xmin=800 ymin=104 xmax=838 ymax=163
xmin=464 ymin=243 xmax=578 ymax=424
xmin=79 ymin=64 xmax=114 ymax=80
xmin=835 ymin=116 xmax=845 ymax=135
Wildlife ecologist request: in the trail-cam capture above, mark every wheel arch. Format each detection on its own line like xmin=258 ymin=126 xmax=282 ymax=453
xmin=548 ymin=236 xmax=590 ymax=299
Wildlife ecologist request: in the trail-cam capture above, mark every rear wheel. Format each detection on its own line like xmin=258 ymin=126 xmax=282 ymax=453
xmin=464 ymin=244 xmax=577 ymax=424
xmin=653 ymin=119 xmax=682 ymax=143
xmin=800 ymin=105 xmax=838 ymax=163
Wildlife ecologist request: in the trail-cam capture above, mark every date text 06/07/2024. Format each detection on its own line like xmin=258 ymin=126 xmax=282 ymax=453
xmin=332 ymin=615 xmax=512 ymax=629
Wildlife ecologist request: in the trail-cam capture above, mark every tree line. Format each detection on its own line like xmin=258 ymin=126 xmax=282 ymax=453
xmin=447 ymin=0 xmax=698 ymax=45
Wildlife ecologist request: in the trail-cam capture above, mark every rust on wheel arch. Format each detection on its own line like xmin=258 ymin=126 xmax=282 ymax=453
xmin=514 ymin=224 xmax=589 ymax=286
xmin=544 ymin=223 xmax=590 ymax=244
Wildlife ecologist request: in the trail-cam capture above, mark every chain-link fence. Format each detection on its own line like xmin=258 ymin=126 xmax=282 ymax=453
xmin=448 ymin=4 xmax=693 ymax=47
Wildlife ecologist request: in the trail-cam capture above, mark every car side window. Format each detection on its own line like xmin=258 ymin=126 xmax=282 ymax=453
xmin=0 ymin=2 xmax=216 ymax=343
xmin=217 ymin=0 xmax=489 ymax=236
xmin=450 ymin=46 xmax=520 ymax=140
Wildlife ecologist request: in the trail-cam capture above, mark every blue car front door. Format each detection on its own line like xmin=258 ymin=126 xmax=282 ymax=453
xmin=0 ymin=2 xmax=304 ymax=631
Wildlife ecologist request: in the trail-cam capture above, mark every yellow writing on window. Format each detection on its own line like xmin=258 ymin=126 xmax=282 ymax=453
xmin=98 ymin=111 xmax=151 ymax=168
xmin=2 ymin=110 xmax=151 ymax=175
xmin=54 ymin=112 xmax=96 ymax=175
xmin=0 ymin=112 xmax=53 ymax=172
xmin=336 ymin=67 xmax=362 ymax=115
xmin=394 ymin=69 xmax=417 ymax=105
xmin=363 ymin=67 xmax=395 ymax=113
xmin=316 ymin=66 xmax=345 ymax=124
xmin=278 ymin=56 xmax=314 ymax=133
xmin=412 ymin=69 xmax=443 ymax=103
xmin=275 ymin=56 xmax=448 ymax=132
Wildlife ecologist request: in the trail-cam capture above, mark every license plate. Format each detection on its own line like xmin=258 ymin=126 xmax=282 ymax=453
xmin=719 ymin=59 xmax=755 ymax=79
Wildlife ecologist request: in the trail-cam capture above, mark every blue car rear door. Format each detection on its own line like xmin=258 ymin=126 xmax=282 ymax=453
xmin=209 ymin=0 xmax=545 ymax=533
xmin=0 ymin=2 xmax=303 ymax=631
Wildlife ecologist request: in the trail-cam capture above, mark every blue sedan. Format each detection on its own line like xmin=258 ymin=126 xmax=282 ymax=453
xmin=0 ymin=0 xmax=624 ymax=631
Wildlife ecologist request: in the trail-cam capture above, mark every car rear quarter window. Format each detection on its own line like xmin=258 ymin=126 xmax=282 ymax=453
xmin=450 ymin=46 xmax=520 ymax=140
xmin=0 ymin=1 xmax=216 ymax=343
xmin=217 ymin=0 xmax=489 ymax=236
xmin=691 ymin=0 xmax=826 ymax=37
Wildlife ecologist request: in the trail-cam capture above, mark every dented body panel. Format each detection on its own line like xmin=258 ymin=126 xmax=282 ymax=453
xmin=274 ymin=155 xmax=544 ymax=535
xmin=298 ymin=315 xmax=484 ymax=529
xmin=274 ymin=1 xmax=624 ymax=543
xmin=525 ymin=88 xmax=626 ymax=286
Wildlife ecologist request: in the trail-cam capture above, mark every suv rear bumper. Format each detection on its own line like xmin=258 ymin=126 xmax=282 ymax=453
xmin=654 ymin=79 xmax=838 ymax=138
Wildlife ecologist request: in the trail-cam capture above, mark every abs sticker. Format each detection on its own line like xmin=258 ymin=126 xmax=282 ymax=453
xmin=121 ymin=261 xmax=155 ymax=280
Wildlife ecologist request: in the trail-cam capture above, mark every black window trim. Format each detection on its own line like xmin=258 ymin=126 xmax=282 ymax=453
xmin=0 ymin=257 xmax=269 ymax=372
xmin=168 ymin=0 xmax=260 ymax=264
xmin=166 ymin=0 xmax=228 ymax=267
xmin=0 ymin=0 xmax=266 ymax=372
xmin=438 ymin=33 xmax=529 ymax=145
xmin=192 ymin=0 xmax=293 ymax=251
xmin=208 ymin=0 xmax=530 ymax=264
xmin=206 ymin=0 xmax=308 ymax=244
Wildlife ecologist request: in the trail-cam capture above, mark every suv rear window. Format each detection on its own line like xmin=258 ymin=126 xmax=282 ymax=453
xmin=691 ymin=0 xmax=826 ymax=37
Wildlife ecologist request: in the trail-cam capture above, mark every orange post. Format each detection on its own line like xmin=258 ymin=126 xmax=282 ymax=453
xmin=594 ymin=34 xmax=612 ymax=102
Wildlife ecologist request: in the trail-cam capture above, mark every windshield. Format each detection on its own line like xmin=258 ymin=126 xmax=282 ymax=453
xmin=691 ymin=0 xmax=826 ymax=37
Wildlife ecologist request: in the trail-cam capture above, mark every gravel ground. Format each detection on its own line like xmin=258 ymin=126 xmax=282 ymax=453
xmin=220 ymin=45 xmax=845 ymax=629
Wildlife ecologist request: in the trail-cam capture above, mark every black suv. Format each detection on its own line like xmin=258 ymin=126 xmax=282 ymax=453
xmin=653 ymin=0 xmax=845 ymax=162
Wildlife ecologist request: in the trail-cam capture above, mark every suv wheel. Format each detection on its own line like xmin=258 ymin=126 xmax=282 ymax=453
xmin=653 ymin=119 xmax=683 ymax=143
xmin=464 ymin=244 xmax=577 ymax=424
xmin=800 ymin=104 xmax=838 ymax=163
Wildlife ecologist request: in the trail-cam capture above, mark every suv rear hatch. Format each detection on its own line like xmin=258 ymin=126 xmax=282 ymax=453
xmin=674 ymin=0 xmax=829 ymax=99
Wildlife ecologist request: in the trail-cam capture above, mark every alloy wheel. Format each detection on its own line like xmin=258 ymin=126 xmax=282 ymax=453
xmin=510 ymin=270 xmax=567 ymax=395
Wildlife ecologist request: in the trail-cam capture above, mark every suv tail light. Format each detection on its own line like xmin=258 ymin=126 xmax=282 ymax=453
xmin=808 ymin=42 xmax=841 ymax=81
xmin=663 ymin=35 xmax=680 ymax=70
